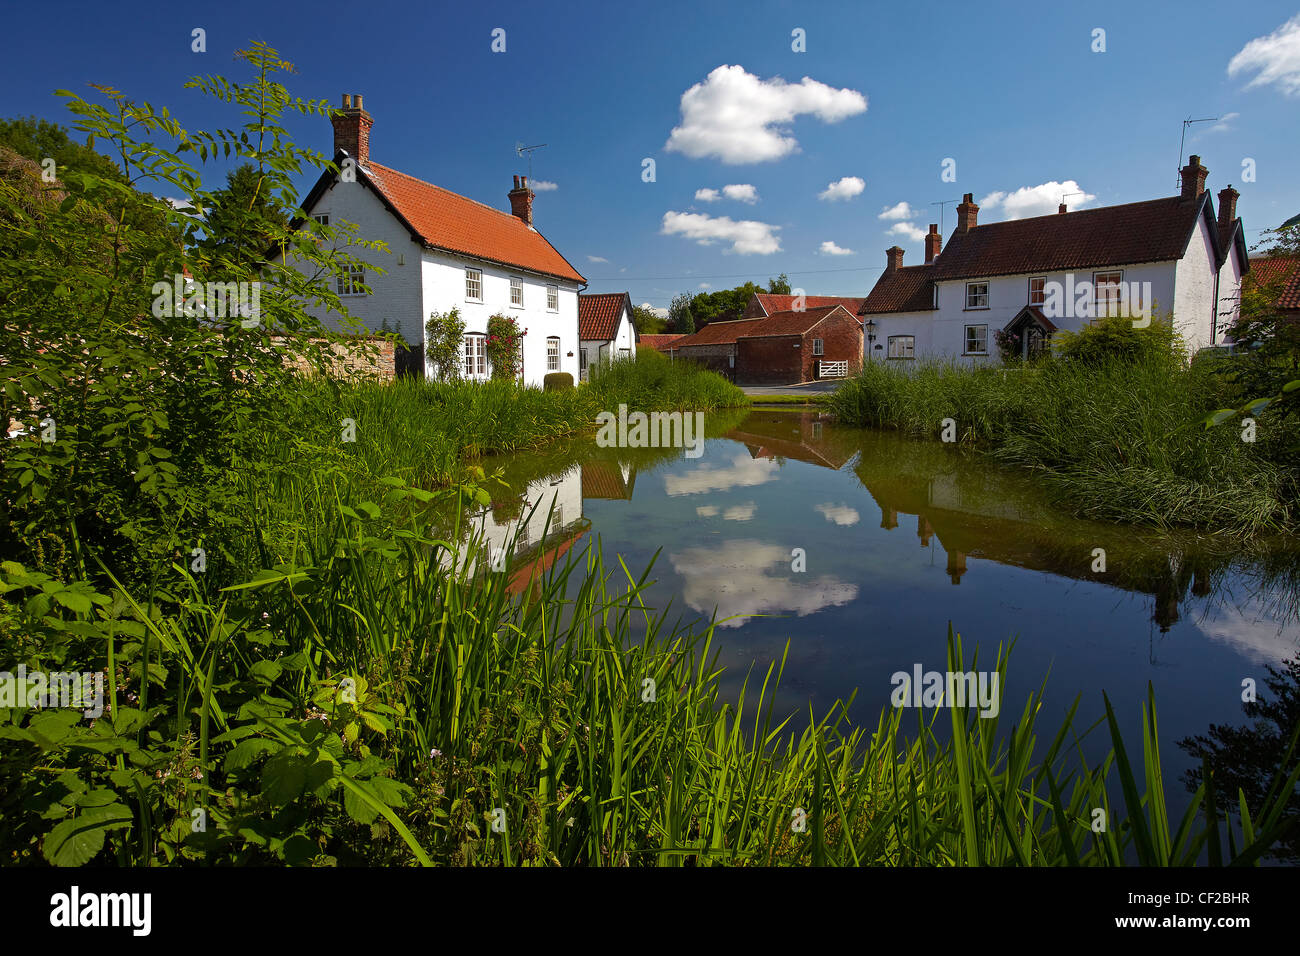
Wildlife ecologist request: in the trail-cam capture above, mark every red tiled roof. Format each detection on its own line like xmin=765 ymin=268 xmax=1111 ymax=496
xmin=860 ymin=265 xmax=937 ymax=314
xmin=667 ymin=317 xmax=763 ymax=349
xmin=362 ymin=161 xmax=585 ymax=283
xmin=669 ymin=306 xmax=853 ymax=348
xmin=745 ymin=293 xmax=866 ymax=318
xmin=581 ymin=461 xmax=634 ymax=500
xmin=1249 ymin=256 xmax=1300 ymax=310
xmin=578 ymin=292 xmax=631 ymax=341
xmin=639 ymin=333 xmax=684 ymax=350
xmin=929 ymin=195 xmax=1208 ymax=281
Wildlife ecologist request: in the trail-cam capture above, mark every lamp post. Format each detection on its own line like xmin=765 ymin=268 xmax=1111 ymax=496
xmin=865 ymin=318 xmax=877 ymax=360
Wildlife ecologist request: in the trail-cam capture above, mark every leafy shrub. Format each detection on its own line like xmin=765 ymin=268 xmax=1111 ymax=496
xmin=485 ymin=313 xmax=525 ymax=381
xmin=585 ymin=349 xmax=747 ymax=411
xmin=1051 ymin=313 xmax=1183 ymax=367
xmin=543 ymin=372 xmax=574 ymax=391
xmin=424 ymin=308 xmax=465 ymax=382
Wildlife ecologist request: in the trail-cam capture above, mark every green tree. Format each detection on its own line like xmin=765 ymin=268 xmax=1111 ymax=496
xmin=631 ymin=303 xmax=666 ymax=335
xmin=668 ymin=292 xmax=694 ymax=334
xmin=425 ymin=308 xmax=466 ymax=381
xmin=195 ymin=162 xmax=290 ymax=271
xmin=768 ymin=273 xmax=791 ymax=295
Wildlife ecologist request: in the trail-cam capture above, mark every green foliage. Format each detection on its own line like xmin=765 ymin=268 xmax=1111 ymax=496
xmin=768 ymin=273 xmax=791 ymax=295
xmin=194 ymin=162 xmax=289 ymax=271
xmin=826 ymin=351 xmax=1295 ymax=535
xmin=668 ymin=292 xmax=694 ymax=334
xmin=631 ymin=303 xmax=666 ymax=335
xmin=543 ymin=372 xmax=574 ymax=391
xmin=484 ymin=313 xmax=524 ymax=380
xmin=424 ymin=308 xmax=465 ymax=382
xmin=1050 ymin=313 xmax=1182 ymax=367
xmin=586 ymin=349 xmax=747 ymax=411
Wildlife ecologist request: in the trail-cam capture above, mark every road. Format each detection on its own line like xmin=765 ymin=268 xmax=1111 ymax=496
xmin=738 ymin=381 xmax=842 ymax=396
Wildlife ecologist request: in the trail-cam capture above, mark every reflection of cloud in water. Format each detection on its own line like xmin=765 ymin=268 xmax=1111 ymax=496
xmin=723 ymin=502 xmax=757 ymax=521
xmin=696 ymin=505 xmax=719 ymax=517
xmin=665 ymin=454 xmax=779 ymax=497
xmin=669 ymin=539 xmax=857 ymax=628
xmin=815 ymin=502 xmax=860 ymax=526
xmin=1195 ymin=605 xmax=1300 ymax=665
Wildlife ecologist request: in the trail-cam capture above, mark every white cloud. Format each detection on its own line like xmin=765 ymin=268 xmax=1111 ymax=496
xmin=665 ymin=64 xmax=868 ymax=164
xmin=698 ymin=282 xmax=712 ymax=289
xmin=620 ymin=267 xmax=627 ymax=273
xmin=587 ymin=255 xmax=610 ymax=264
xmin=819 ymin=240 xmax=855 ymax=256
xmin=722 ymin=183 xmax=759 ymax=203
xmin=978 ymin=181 xmax=1096 ymax=220
xmin=819 ymin=176 xmax=865 ymax=201
xmin=695 ymin=505 xmax=719 ymax=517
xmin=695 ymin=187 xmax=721 ymax=202
xmin=1207 ymin=111 xmax=1240 ymax=133
xmin=887 ymin=222 xmax=927 ymax=242
xmin=814 ymin=503 xmax=860 ymax=526
xmin=1228 ymin=14 xmax=1300 ymax=97
xmin=722 ymin=502 xmax=757 ymax=521
xmin=531 ymin=180 xmax=558 ymax=191
xmin=661 ymin=210 xmax=782 ymax=255
xmin=639 ymin=302 xmax=669 ymax=318
xmin=664 ymin=454 xmax=779 ymax=496
xmin=877 ymin=201 xmax=914 ymax=220
xmin=669 ymin=540 xmax=858 ymax=628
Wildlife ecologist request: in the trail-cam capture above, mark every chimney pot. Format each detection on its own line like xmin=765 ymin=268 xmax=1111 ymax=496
xmin=509 ymin=174 xmax=534 ymax=226
xmin=925 ymin=224 xmax=941 ymax=263
xmin=956 ymin=193 xmax=979 ymax=232
xmin=1180 ymin=155 xmax=1208 ymax=200
xmin=331 ymin=92 xmax=373 ymax=164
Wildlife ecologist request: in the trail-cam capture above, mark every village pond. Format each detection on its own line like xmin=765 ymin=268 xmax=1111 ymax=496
xmin=461 ymin=408 xmax=1300 ymax=818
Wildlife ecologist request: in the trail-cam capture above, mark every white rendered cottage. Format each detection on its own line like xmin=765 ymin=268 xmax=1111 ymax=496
xmin=577 ymin=292 xmax=637 ymax=380
xmin=859 ymin=156 xmax=1248 ymax=364
xmin=289 ymin=94 xmax=585 ymax=385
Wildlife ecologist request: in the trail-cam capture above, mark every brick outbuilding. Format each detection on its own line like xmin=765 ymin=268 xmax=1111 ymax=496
xmin=666 ymin=305 xmax=862 ymax=384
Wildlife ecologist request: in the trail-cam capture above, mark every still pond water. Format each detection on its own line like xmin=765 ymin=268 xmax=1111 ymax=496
xmin=469 ymin=407 xmax=1300 ymax=812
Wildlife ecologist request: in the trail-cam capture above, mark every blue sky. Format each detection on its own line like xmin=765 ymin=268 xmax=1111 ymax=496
xmin=3 ymin=0 xmax=1298 ymax=310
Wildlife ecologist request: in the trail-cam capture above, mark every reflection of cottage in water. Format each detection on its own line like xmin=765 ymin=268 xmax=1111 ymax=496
xmin=858 ymin=460 xmax=1218 ymax=632
xmin=725 ymin=410 xmax=857 ymax=471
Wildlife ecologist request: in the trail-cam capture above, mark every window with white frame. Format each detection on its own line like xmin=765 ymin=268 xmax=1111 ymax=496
xmin=510 ymin=277 xmax=523 ymax=307
xmin=465 ymin=268 xmax=482 ymax=302
xmin=337 ymin=265 xmax=365 ymax=296
xmin=546 ymin=284 xmax=558 ymax=311
xmin=547 ymin=336 xmax=560 ymax=371
xmin=1093 ymin=270 xmax=1124 ymax=318
xmin=812 ymin=338 xmax=824 ymax=356
xmin=313 ymin=214 xmax=329 ymax=226
xmin=888 ymin=335 xmax=915 ymax=359
xmin=1029 ymin=276 xmax=1046 ymax=306
xmin=964 ymin=324 xmax=988 ymax=354
xmin=463 ymin=334 xmax=487 ymax=378
xmin=965 ymin=282 xmax=989 ymax=309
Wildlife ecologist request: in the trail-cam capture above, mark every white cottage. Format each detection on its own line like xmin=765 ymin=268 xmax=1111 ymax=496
xmin=859 ymin=156 xmax=1248 ymax=363
xmin=577 ymin=292 xmax=637 ymax=380
xmin=290 ymin=94 xmax=585 ymax=385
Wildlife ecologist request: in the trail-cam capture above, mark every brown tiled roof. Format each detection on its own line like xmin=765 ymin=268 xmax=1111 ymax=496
xmin=581 ymin=461 xmax=634 ymax=499
xmin=667 ymin=318 xmax=763 ymax=349
xmin=929 ymin=195 xmax=1209 ymax=281
xmin=359 ymin=160 xmax=585 ymax=283
xmin=639 ymin=333 xmax=685 ymax=350
xmin=578 ymin=292 xmax=631 ymax=340
xmin=745 ymin=293 xmax=866 ymax=318
xmin=1249 ymin=256 xmax=1300 ymax=310
xmin=669 ymin=307 xmax=854 ymax=348
xmin=741 ymin=305 xmax=856 ymax=337
xmin=860 ymin=265 xmax=937 ymax=314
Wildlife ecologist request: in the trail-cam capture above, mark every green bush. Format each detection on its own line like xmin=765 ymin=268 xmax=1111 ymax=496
xmin=585 ymin=349 xmax=747 ymax=411
xmin=1051 ymin=313 xmax=1183 ymax=367
xmin=543 ymin=372 xmax=574 ymax=391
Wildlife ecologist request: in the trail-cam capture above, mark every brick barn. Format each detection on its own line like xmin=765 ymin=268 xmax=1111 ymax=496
xmin=666 ymin=305 xmax=862 ymax=385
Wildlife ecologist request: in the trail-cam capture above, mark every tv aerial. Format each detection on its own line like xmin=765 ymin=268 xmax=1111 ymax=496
xmin=515 ymin=142 xmax=547 ymax=182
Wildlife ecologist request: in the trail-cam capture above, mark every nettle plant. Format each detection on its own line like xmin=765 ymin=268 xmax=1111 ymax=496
xmin=485 ymin=313 xmax=525 ymax=381
xmin=0 ymin=41 xmax=383 ymax=585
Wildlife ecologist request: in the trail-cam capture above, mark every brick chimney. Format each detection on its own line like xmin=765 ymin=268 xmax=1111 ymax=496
xmin=1180 ymin=155 xmax=1208 ymax=200
xmin=508 ymin=174 xmax=534 ymax=226
xmin=331 ymin=93 xmax=373 ymax=165
xmin=1058 ymin=203 xmax=1068 ymax=214
xmin=885 ymin=246 xmax=905 ymax=272
xmin=924 ymin=224 xmax=941 ymax=263
xmin=955 ymin=193 xmax=979 ymax=232
xmin=1218 ymin=185 xmax=1239 ymax=232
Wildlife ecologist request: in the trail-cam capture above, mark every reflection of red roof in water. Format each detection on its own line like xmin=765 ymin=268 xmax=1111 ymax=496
xmin=581 ymin=461 xmax=634 ymax=500
xmin=506 ymin=530 xmax=587 ymax=595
